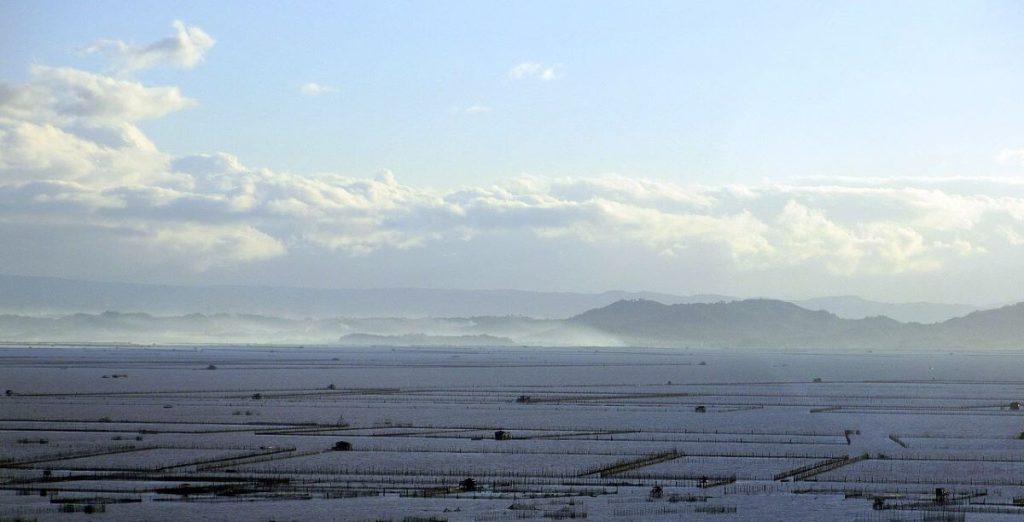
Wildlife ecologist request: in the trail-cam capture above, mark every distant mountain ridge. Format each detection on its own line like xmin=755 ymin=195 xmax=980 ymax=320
xmin=0 ymin=274 xmax=728 ymax=319
xmin=0 ymin=274 xmax=985 ymax=322
xmin=568 ymin=299 xmax=1024 ymax=350
xmin=793 ymin=296 xmax=979 ymax=324
xmin=338 ymin=333 xmax=518 ymax=347
xmin=0 ymin=299 xmax=1021 ymax=350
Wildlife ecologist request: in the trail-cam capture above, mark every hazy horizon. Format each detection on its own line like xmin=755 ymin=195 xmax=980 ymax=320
xmin=0 ymin=270 xmax=1006 ymax=307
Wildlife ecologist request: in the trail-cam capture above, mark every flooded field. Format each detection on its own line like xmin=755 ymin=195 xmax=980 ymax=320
xmin=3 ymin=346 xmax=1024 ymax=521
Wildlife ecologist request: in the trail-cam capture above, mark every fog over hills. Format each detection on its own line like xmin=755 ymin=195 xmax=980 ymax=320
xmin=0 ymin=274 xmax=981 ymax=322
xmin=0 ymin=311 xmax=593 ymax=346
xmin=1 ymin=295 xmax=1021 ymax=350
xmin=2 ymin=274 xmax=1017 ymax=348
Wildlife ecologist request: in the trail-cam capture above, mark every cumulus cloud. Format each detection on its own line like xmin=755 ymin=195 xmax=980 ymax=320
xmin=9 ymin=139 xmax=1022 ymax=275
xmin=140 ymin=223 xmax=286 ymax=270
xmin=1 ymin=66 xmax=195 ymax=125
xmin=2 ymin=33 xmax=1024 ymax=280
xmin=507 ymin=61 xmax=562 ymax=81
xmin=300 ymin=82 xmax=337 ymax=96
xmin=0 ymin=65 xmax=192 ymax=187
xmin=79 ymin=20 xmax=215 ymax=73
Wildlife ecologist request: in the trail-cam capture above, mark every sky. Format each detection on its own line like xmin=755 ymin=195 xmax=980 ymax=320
xmin=1 ymin=0 xmax=1023 ymax=305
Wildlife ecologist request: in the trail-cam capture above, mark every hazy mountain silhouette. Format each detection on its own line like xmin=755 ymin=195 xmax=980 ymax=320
xmin=569 ymin=299 xmax=1023 ymax=350
xmin=793 ymin=295 xmax=978 ymax=324
xmin=338 ymin=333 xmax=518 ymax=347
xmin=1 ymin=299 xmax=1020 ymax=349
xmin=0 ymin=274 xmax=984 ymax=322
xmin=0 ymin=274 xmax=728 ymax=319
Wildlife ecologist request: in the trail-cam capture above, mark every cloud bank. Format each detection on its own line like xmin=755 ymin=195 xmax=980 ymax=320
xmin=2 ymin=23 xmax=1024 ymax=300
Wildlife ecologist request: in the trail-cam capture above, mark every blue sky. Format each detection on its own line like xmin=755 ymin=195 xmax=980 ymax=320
xmin=5 ymin=1 xmax=1023 ymax=185
xmin=1 ymin=1 xmax=1024 ymax=303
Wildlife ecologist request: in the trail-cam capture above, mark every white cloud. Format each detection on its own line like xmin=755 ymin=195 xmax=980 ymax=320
xmin=5 ymin=96 xmax=1024 ymax=274
xmin=762 ymin=201 xmax=944 ymax=274
xmin=996 ymin=148 xmax=1024 ymax=167
xmin=507 ymin=61 xmax=562 ymax=81
xmin=79 ymin=20 xmax=215 ymax=73
xmin=0 ymin=66 xmax=193 ymax=187
xmin=0 ymin=121 xmax=172 ymax=187
xmin=2 ymin=34 xmax=1024 ymax=282
xmin=2 ymin=66 xmax=195 ymax=125
xmin=141 ymin=223 xmax=286 ymax=271
xmin=458 ymin=105 xmax=492 ymax=114
xmin=300 ymin=82 xmax=337 ymax=96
